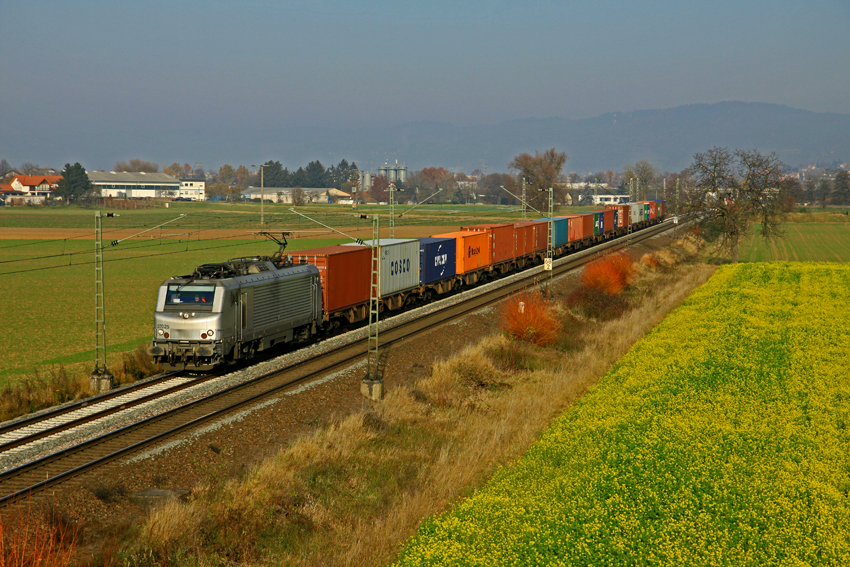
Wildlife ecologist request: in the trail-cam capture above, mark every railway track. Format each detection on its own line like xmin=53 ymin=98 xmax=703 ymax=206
xmin=0 ymin=219 xmax=677 ymax=505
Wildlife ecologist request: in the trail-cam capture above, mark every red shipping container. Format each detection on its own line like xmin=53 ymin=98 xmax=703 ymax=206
xmin=605 ymin=204 xmax=630 ymax=228
xmin=461 ymin=223 xmax=516 ymax=264
xmin=514 ymin=220 xmax=548 ymax=254
xmin=557 ymin=214 xmax=593 ymax=241
xmin=432 ymin=231 xmax=490 ymax=274
xmin=291 ymin=245 xmax=371 ymax=313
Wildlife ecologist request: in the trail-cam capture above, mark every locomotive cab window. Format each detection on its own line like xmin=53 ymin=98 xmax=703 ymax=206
xmin=166 ymin=284 xmax=215 ymax=309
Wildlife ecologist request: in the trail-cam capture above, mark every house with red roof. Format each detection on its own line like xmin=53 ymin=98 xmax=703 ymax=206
xmin=10 ymin=174 xmax=61 ymax=203
xmin=0 ymin=184 xmax=27 ymax=206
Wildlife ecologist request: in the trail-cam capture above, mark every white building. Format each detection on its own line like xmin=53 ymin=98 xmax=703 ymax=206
xmin=241 ymin=187 xmax=332 ymax=203
xmin=591 ymin=194 xmax=629 ymax=205
xmin=10 ymin=175 xmax=60 ymax=204
xmin=178 ymin=178 xmax=206 ymax=201
xmin=89 ymin=171 xmax=181 ymax=199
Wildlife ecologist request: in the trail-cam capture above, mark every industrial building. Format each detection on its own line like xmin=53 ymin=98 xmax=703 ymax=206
xmin=89 ymin=171 xmax=182 ymax=199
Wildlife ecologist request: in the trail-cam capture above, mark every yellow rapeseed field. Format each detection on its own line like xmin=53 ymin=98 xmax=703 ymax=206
xmin=395 ymin=262 xmax=850 ymax=566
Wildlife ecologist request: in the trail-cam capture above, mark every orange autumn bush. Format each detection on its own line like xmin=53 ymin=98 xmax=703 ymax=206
xmin=500 ymin=291 xmax=562 ymax=346
xmin=581 ymin=253 xmax=635 ymax=295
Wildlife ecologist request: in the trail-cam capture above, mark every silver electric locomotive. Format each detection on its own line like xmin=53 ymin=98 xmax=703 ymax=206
xmin=149 ymin=253 xmax=322 ymax=371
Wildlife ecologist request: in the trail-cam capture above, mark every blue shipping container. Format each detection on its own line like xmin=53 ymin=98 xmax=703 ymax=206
xmin=534 ymin=218 xmax=571 ymax=248
xmin=419 ymin=237 xmax=457 ymax=285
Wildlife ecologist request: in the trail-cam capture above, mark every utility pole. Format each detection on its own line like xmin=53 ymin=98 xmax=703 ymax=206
xmin=252 ymin=164 xmax=268 ymax=225
xmin=541 ymin=187 xmax=554 ymax=282
xmin=676 ymin=178 xmax=680 ymax=215
xmin=361 ymin=214 xmax=383 ymax=401
xmin=389 ymin=182 xmax=396 ymax=238
xmin=521 ymin=177 xmax=527 ymax=221
xmin=351 ymin=169 xmax=359 ymax=210
xmin=91 ymin=211 xmax=115 ymax=393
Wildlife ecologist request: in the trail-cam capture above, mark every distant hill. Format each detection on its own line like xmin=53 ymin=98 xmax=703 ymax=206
xmin=9 ymin=102 xmax=848 ymax=174
xmin=262 ymin=102 xmax=850 ymax=174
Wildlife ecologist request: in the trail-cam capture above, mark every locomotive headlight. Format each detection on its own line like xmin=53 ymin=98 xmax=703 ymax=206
xmin=157 ymin=329 xmax=164 ymax=336
xmin=183 ymin=313 xmax=190 ymax=319
xmin=207 ymin=329 xmax=215 ymax=337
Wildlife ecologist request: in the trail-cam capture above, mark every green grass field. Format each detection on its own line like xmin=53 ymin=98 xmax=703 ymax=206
xmin=0 ymin=236 xmax=354 ymax=384
xmin=0 ymin=201 xmax=589 ymax=232
xmin=739 ymin=219 xmax=850 ymax=263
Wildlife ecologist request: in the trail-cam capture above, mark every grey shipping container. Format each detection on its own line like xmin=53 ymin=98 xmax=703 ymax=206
xmin=629 ymin=203 xmax=641 ymax=225
xmin=343 ymin=239 xmax=420 ymax=296
xmin=419 ymin=237 xmax=457 ymax=285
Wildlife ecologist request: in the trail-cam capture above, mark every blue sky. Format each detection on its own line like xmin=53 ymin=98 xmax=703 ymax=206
xmin=2 ymin=0 xmax=848 ymax=171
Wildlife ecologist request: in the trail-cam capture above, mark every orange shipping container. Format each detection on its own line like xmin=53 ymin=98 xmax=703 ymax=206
xmin=557 ymin=214 xmax=593 ymax=241
xmin=432 ymin=231 xmax=491 ymax=274
xmin=514 ymin=220 xmax=548 ymax=255
xmin=461 ymin=223 xmax=516 ymax=264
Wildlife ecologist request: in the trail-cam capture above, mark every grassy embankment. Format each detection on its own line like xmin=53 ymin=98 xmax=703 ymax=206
xmin=395 ymin=261 xmax=850 ymax=565
xmin=105 ymin=236 xmax=709 ymax=566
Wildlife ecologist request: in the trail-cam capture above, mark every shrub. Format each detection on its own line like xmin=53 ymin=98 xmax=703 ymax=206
xmin=119 ymin=344 xmax=163 ymax=383
xmin=483 ymin=336 xmax=546 ymax=372
xmin=581 ymin=253 xmax=635 ymax=295
xmin=641 ymin=253 xmax=660 ymax=269
xmin=499 ymin=291 xmax=562 ymax=346
xmin=567 ymin=285 xmax=631 ymax=321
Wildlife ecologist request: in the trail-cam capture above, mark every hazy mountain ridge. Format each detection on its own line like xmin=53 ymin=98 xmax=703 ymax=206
xmin=266 ymin=101 xmax=849 ymax=174
xmin=9 ymin=102 xmax=848 ymax=174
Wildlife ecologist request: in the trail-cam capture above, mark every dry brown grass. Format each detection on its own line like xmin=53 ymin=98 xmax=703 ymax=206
xmin=0 ymin=367 xmax=91 ymax=422
xmin=127 ymin=255 xmax=716 ymax=567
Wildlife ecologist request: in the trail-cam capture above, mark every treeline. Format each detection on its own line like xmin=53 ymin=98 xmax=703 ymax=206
xmin=205 ymin=159 xmax=361 ymax=201
xmin=784 ymin=169 xmax=850 ymax=207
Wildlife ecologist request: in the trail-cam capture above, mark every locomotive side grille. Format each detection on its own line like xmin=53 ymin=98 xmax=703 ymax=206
xmin=252 ymin=276 xmax=314 ymax=328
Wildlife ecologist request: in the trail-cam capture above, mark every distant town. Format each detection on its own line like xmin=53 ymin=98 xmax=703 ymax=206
xmin=1 ymin=155 xmax=848 ymax=209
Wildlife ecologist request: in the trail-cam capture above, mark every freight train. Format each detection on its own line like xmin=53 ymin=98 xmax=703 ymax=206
xmin=149 ymin=201 xmax=666 ymax=371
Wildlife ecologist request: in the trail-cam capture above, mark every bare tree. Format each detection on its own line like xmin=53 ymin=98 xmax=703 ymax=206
xmin=623 ymin=160 xmax=658 ymax=200
xmin=291 ymin=187 xmax=305 ymax=206
xmin=508 ymin=148 xmax=568 ymax=209
xmin=832 ymin=170 xmax=850 ymax=206
xmin=0 ymin=159 xmax=12 ymax=178
xmin=687 ymin=147 xmax=787 ymax=263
